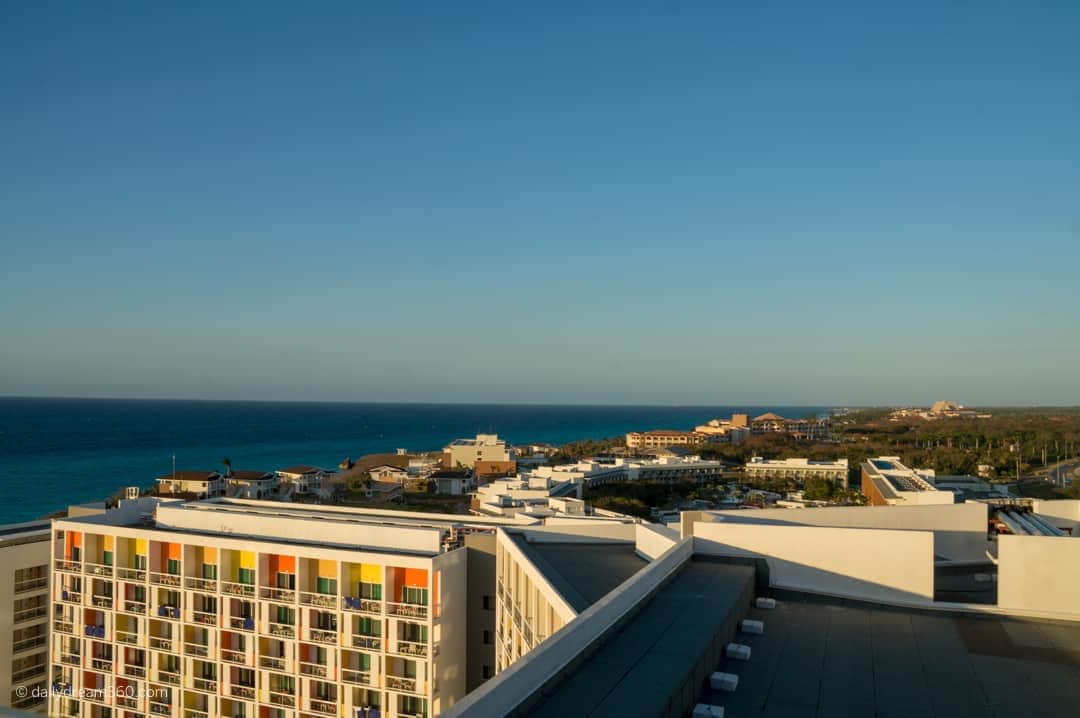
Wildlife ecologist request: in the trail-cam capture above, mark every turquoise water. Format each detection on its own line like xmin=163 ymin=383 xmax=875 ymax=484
xmin=0 ymin=398 xmax=828 ymax=523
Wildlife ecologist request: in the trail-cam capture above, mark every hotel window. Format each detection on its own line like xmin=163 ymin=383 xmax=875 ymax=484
xmin=134 ymin=555 xmax=147 ymax=571
xmin=236 ymin=668 xmax=255 ymax=687
xmin=71 ymin=547 xmax=81 ymax=562
xmin=166 ymin=559 xmax=180 ymax=575
xmin=237 ymin=568 xmax=254 ymax=585
xmin=315 ymin=681 xmax=331 ymax=700
xmin=316 ymin=577 xmax=337 ymax=595
xmin=482 ymin=665 xmax=491 ymax=680
xmin=202 ymin=563 xmax=217 ymax=580
xmin=402 ymin=623 xmax=427 ymax=644
xmin=102 ymin=550 xmax=113 ymax=566
xmin=360 ymin=581 xmax=381 ymax=600
xmin=276 ymin=572 xmax=295 ymax=589
xmin=482 ymin=595 xmax=491 ymax=610
xmin=358 ymin=617 xmax=379 ymax=636
xmin=163 ymin=655 xmax=179 ymax=673
xmin=402 ymin=586 xmax=428 ymax=606
xmin=356 ymin=653 xmax=372 ymax=670
xmin=275 ymin=606 xmax=294 ymax=625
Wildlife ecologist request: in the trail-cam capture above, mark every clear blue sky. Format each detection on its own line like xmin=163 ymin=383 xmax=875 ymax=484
xmin=2 ymin=1 xmax=1078 ymax=406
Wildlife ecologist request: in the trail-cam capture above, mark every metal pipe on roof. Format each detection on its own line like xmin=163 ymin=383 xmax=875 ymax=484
xmin=995 ymin=510 xmax=1029 ymax=535
xmin=1008 ymin=511 xmax=1044 ymax=536
xmin=1026 ymin=512 xmax=1067 ymax=537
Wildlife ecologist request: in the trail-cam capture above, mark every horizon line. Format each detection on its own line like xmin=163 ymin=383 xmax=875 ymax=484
xmin=1 ymin=394 xmax=1078 ymax=410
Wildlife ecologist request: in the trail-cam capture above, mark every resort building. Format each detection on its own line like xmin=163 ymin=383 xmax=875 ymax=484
xmin=155 ymin=472 xmax=225 ymax=499
xmin=861 ymin=456 xmax=954 ymax=506
xmin=225 ymin=472 xmax=278 ymax=500
xmin=46 ymin=496 xmax=633 ymax=718
xmin=368 ymin=466 xmax=409 ymax=485
xmin=750 ymin=413 xmax=830 ymax=439
xmin=624 ymin=430 xmax=704 ymax=449
xmin=275 ymin=466 xmax=331 ymax=495
xmin=0 ymin=520 xmax=51 ymax=714
xmin=442 ymin=436 xmax=515 ymax=470
xmin=743 ymin=457 xmax=849 ymax=484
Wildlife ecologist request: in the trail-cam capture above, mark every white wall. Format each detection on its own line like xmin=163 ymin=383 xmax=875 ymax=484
xmin=699 ymin=502 xmax=989 ymax=562
xmin=634 ymin=523 xmax=679 ymax=561
xmin=1031 ymin=500 xmax=1080 ymax=535
xmin=692 ymin=521 xmax=935 ymax=604
xmin=433 ymin=547 xmax=468 ymax=713
xmin=997 ymin=534 xmax=1080 ymax=620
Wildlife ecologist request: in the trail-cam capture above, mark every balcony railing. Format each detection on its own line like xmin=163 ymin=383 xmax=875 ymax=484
xmin=90 ymin=657 xmax=113 ymax=672
xmin=84 ymin=688 xmax=107 ymax=704
xmin=387 ymin=602 xmax=428 ymax=619
xmin=228 ymin=616 xmax=255 ymax=632
xmin=14 ymin=577 xmax=48 ymax=593
xmin=60 ymin=652 xmax=81 ymax=666
xmin=116 ymin=629 xmax=140 ymax=645
xmin=352 ymin=636 xmax=382 ymax=651
xmin=149 ymin=701 xmax=171 ymax=715
xmin=220 ymin=648 xmax=247 ymax=664
xmin=309 ymin=628 xmax=337 ymax=645
xmin=156 ymin=605 xmax=181 ymax=619
xmin=59 ymin=591 xmax=82 ymax=604
xmin=299 ymin=661 xmax=328 ymax=678
xmin=386 ymin=675 xmax=420 ymax=693
xmin=117 ymin=567 xmax=146 ymax=581
xmin=260 ymin=587 xmax=296 ymax=602
xmin=309 ymin=699 xmax=337 ymax=715
xmin=123 ymin=664 xmax=146 ymax=679
xmin=157 ymin=670 xmax=181 ymax=685
xmin=14 ymin=605 xmax=48 ymax=622
xmin=149 ymin=572 xmax=181 ymax=587
xmin=53 ymin=619 xmax=75 ymax=634
xmin=259 ymin=655 xmax=287 ymax=671
xmin=395 ymin=640 xmax=429 ymax=657
xmin=13 ymin=634 xmax=47 ymax=652
xmin=184 ymin=709 xmax=209 ymax=718
xmin=55 ymin=559 xmax=81 ymax=573
xmin=86 ymin=563 xmax=114 ymax=578
xmin=268 ymin=691 xmax=295 ymax=708
xmin=122 ymin=599 xmax=147 ymax=615
xmin=91 ymin=594 xmax=114 ymax=609
xmin=192 ymin=677 xmax=217 ymax=693
xmin=149 ymin=636 xmax=174 ymax=651
xmin=230 ymin=685 xmax=256 ymax=700
xmin=221 ymin=581 xmax=255 ymax=597
xmin=299 ymin=591 xmax=337 ymax=608
xmin=267 ymin=622 xmax=295 ymax=639
xmin=184 ymin=642 xmax=209 ymax=658
xmin=343 ymin=597 xmax=383 ymax=615
xmin=192 ymin=610 xmax=217 ymax=626
xmin=341 ymin=668 xmax=373 ymax=685
xmin=185 ymin=577 xmax=218 ymax=592
xmin=116 ymin=694 xmax=139 ymax=710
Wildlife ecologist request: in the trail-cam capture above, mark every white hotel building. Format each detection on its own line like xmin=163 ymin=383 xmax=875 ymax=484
xmin=47 ymin=498 xmax=548 ymax=718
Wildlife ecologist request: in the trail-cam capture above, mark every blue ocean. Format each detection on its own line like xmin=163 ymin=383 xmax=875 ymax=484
xmin=0 ymin=398 xmax=828 ymax=524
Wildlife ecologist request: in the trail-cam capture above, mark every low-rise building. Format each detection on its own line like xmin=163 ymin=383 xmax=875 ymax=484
xmin=225 ymin=471 xmax=278 ymax=500
xmin=750 ymin=413 xmax=830 ymax=439
xmin=625 ymin=430 xmax=705 ymax=449
xmin=155 ymin=470 xmax=225 ymax=498
xmin=744 ymin=457 xmax=849 ymax=484
xmin=443 ymin=435 xmax=516 ymax=470
xmin=860 ymin=456 xmax=954 ymax=506
xmin=369 ymin=465 xmax=410 ymax=485
xmin=276 ymin=465 xmax=331 ymax=494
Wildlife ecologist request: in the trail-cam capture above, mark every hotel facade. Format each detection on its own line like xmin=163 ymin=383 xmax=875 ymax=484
xmin=46 ymin=498 xmax=496 ymax=718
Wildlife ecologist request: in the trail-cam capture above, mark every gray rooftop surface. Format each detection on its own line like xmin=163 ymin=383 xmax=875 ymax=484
xmin=701 ymin=591 xmax=1080 ymax=718
xmin=524 ymin=558 xmax=756 ymax=718
xmin=509 ymin=536 xmax=648 ymax=613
